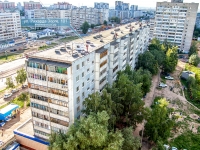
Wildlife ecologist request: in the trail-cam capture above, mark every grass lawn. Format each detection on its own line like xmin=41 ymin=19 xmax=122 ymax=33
xmin=38 ymin=36 xmax=53 ymax=40
xmin=58 ymin=36 xmax=79 ymax=43
xmin=0 ymin=92 xmax=30 ymax=109
xmin=170 ymin=132 xmax=200 ymax=150
xmin=38 ymin=43 xmax=58 ymax=51
xmin=0 ymin=53 xmax=21 ymax=64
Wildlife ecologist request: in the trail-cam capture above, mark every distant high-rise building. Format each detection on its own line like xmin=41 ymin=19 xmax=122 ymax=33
xmin=130 ymin=5 xmax=138 ymax=11
xmin=51 ymin=2 xmax=72 ymax=10
xmin=171 ymin=0 xmax=183 ymax=3
xmin=115 ymin=1 xmax=123 ymax=10
xmin=24 ymin=1 xmax=42 ymax=10
xmin=94 ymin=2 xmax=109 ymax=9
xmin=17 ymin=2 xmax=23 ymax=11
xmin=0 ymin=0 xmax=15 ymax=10
xmin=153 ymin=0 xmax=199 ymax=52
xmin=0 ymin=12 xmax=22 ymax=41
xmin=196 ymin=13 xmax=200 ymax=29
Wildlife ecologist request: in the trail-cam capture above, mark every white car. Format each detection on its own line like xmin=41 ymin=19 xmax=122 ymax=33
xmin=159 ymin=82 xmax=167 ymax=88
xmin=165 ymin=76 xmax=174 ymax=80
xmin=11 ymin=88 xmax=19 ymax=93
xmin=4 ymin=93 xmax=12 ymax=99
xmin=171 ymin=147 xmax=178 ymax=150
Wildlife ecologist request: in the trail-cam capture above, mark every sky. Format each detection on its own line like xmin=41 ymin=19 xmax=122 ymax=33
xmin=19 ymin=0 xmax=200 ymax=9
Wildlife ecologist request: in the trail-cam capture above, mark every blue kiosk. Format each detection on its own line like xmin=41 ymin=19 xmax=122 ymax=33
xmin=0 ymin=104 xmax=19 ymax=122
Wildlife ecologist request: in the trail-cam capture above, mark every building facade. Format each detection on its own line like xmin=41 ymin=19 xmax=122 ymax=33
xmin=0 ymin=0 xmax=15 ymax=10
xmin=153 ymin=0 xmax=199 ymax=52
xmin=94 ymin=2 xmax=109 ymax=9
xmin=25 ymin=8 xmax=109 ymax=29
xmin=26 ymin=22 xmax=150 ymax=140
xmin=24 ymin=1 xmax=42 ymax=10
xmin=0 ymin=12 xmax=22 ymax=42
xmin=51 ymin=2 xmax=72 ymax=10
xmin=196 ymin=13 xmax=200 ymax=29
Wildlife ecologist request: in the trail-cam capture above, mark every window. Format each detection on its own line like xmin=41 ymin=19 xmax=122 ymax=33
xmin=87 ymin=68 xmax=89 ymax=72
xmin=92 ymin=70 xmax=94 ymax=73
xmin=77 ymin=96 xmax=80 ymax=104
xmin=76 ymin=86 xmax=79 ymax=92
xmin=82 ymin=92 xmax=85 ymax=98
xmin=87 ymin=78 xmax=89 ymax=81
xmin=76 ymin=64 xmax=79 ymax=70
xmin=77 ymin=106 xmax=80 ymax=112
xmin=92 ymin=79 xmax=94 ymax=82
xmin=82 ymin=62 xmax=84 ymax=67
xmin=92 ymin=61 xmax=94 ymax=64
xmin=82 ymin=82 xmax=84 ymax=87
xmin=87 ymin=87 xmax=90 ymax=91
xmin=82 ymin=72 xmax=84 ymax=77
xmin=87 ymin=58 xmax=89 ymax=62
xmin=76 ymin=76 xmax=79 ymax=82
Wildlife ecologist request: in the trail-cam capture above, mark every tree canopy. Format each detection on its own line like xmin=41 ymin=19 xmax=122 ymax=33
xmin=49 ymin=111 xmax=124 ymax=150
xmin=137 ymin=51 xmax=159 ymax=75
xmin=189 ymin=54 xmax=200 ymax=66
xmin=81 ymin=21 xmax=90 ymax=34
xmin=188 ymin=41 xmax=197 ymax=57
xmin=16 ymin=68 xmax=27 ymax=85
xmin=144 ymin=98 xmax=175 ymax=142
xmin=5 ymin=77 xmax=15 ymax=89
xmin=103 ymin=20 xmax=107 ymax=25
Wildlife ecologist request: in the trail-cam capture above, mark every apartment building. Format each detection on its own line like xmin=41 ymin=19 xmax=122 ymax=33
xmin=0 ymin=12 xmax=22 ymax=41
xmin=25 ymin=22 xmax=150 ymax=140
xmin=94 ymin=2 xmax=109 ymax=9
xmin=153 ymin=0 xmax=199 ymax=52
xmin=149 ymin=18 xmax=155 ymax=39
xmin=51 ymin=2 xmax=72 ymax=10
xmin=0 ymin=0 xmax=15 ymax=10
xmin=196 ymin=13 xmax=200 ymax=29
xmin=24 ymin=1 xmax=42 ymax=10
xmin=25 ymin=8 xmax=109 ymax=29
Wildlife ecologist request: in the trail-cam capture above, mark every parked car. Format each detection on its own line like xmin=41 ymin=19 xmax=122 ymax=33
xmin=0 ymin=122 xmax=5 ymax=127
xmin=165 ymin=76 xmax=174 ymax=80
xmin=22 ymin=84 xmax=28 ymax=88
xmin=171 ymin=147 xmax=178 ymax=150
xmin=4 ymin=93 xmax=12 ymax=99
xmin=11 ymin=88 xmax=19 ymax=93
xmin=159 ymin=82 xmax=167 ymax=88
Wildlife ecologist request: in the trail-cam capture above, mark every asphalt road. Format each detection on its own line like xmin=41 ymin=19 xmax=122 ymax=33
xmin=0 ymin=58 xmax=25 ymax=72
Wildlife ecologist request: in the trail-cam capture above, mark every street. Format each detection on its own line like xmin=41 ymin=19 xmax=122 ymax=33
xmin=0 ymin=58 xmax=25 ymax=72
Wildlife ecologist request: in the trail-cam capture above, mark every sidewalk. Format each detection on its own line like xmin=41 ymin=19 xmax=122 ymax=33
xmin=0 ymin=108 xmax=31 ymax=143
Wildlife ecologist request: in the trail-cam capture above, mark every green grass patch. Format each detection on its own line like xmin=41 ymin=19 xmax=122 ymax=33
xmin=38 ymin=43 xmax=58 ymax=51
xmin=58 ymin=36 xmax=79 ymax=43
xmin=0 ymin=92 xmax=30 ymax=109
xmin=0 ymin=53 xmax=21 ymax=64
xmin=170 ymin=132 xmax=200 ymax=150
xmin=185 ymin=64 xmax=200 ymax=84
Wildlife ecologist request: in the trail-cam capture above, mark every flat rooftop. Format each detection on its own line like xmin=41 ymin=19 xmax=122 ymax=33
xmin=17 ymin=119 xmax=34 ymax=136
xmin=30 ymin=22 xmax=147 ymax=64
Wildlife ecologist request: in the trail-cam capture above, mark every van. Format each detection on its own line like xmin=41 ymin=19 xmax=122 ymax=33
xmin=4 ymin=93 xmax=12 ymax=99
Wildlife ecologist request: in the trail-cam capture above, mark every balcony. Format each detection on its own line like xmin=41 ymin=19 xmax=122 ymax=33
xmin=31 ymin=98 xmax=49 ymax=107
xmin=50 ymin=113 xmax=69 ymax=122
xmin=33 ymin=125 xmax=51 ymax=134
xmin=27 ymin=67 xmax=46 ymax=74
xmin=46 ymin=71 xmax=68 ymax=80
xmin=48 ymin=82 xmax=68 ymax=91
xmin=50 ymin=118 xmax=69 ymax=128
xmin=32 ymin=117 xmax=50 ymax=125
xmin=31 ymin=107 xmax=49 ymax=116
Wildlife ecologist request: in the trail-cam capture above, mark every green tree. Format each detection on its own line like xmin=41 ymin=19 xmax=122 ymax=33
xmin=122 ymin=127 xmax=141 ymax=150
xmin=81 ymin=21 xmax=90 ymax=34
xmin=16 ymin=68 xmax=27 ymax=85
xmin=49 ymin=111 xmax=124 ymax=150
xmin=189 ymin=54 xmax=200 ymax=66
xmin=90 ymin=24 xmax=95 ymax=29
xmin=107 ymin=74 xmax=148 ymax=129
xmin=163 ymin=46 xmax=178 ymax=73
xmin=137 ymin=51 xmax=159 ymax=75
xmin=189 ymin=42 xmax=197 ymax=57
xmin=144 ymin=98 xmax=175 ymax=143
xmin=5 ymin=77 xmax=15 ymax=89
xmin=103 ymin=20 xmax=107 ymax=25
xmin=82 ymin=90 xmax=117 ymax=129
